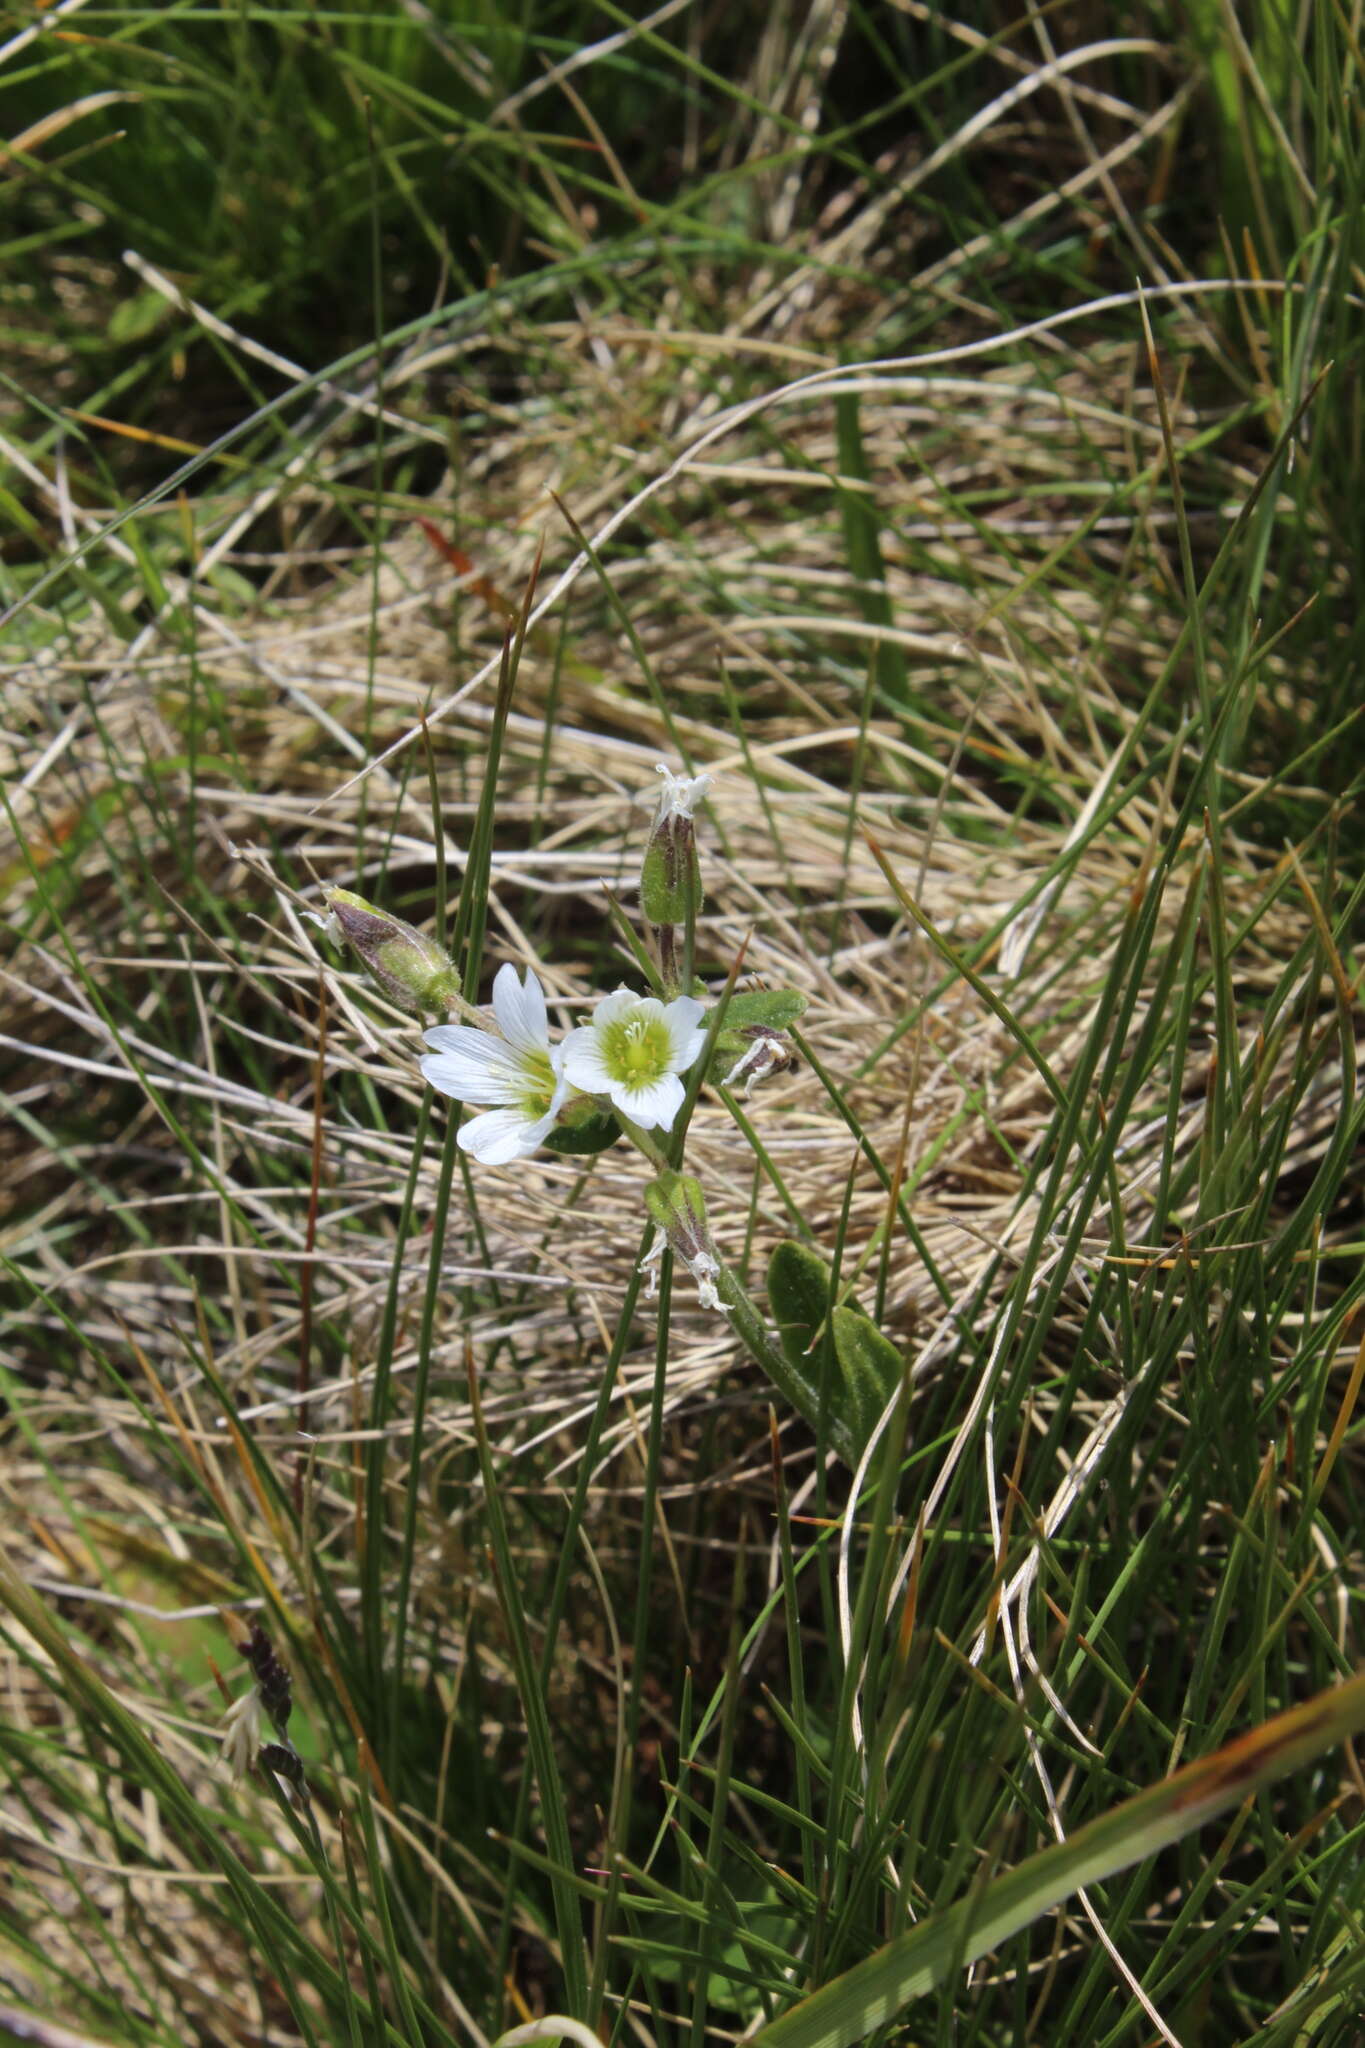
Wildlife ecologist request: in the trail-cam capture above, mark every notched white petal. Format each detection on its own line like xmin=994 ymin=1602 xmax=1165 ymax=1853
xmin=492 ymin=963 xmax=550 ymax=1055
xmin=423 ymin=1022 xmax=499 ymax=1059
xmin=518 ymin=970 xmax=549 ymax=1046
xmin=593 ymin=986 xmax=640 ymax=1028
xmin=616 ymin=1073 xmax=684 ymax=1131
xmin=561 ymin=1027 xmax=613 ymax=1091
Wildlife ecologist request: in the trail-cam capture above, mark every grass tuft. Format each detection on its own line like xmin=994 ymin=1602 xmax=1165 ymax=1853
xmin=3 ymin=6 xmax=1364 ymax=2046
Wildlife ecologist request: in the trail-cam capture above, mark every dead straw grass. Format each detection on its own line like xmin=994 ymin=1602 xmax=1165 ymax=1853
xmin=2 ymin=281 xmax=1360 ymax=2040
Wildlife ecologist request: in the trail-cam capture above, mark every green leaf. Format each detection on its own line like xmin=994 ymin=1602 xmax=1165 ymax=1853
xmin=544 ymin=1111 xmax=621 ymax=1156
xmin=830 ymin=1307 xmax=901 ymax=1450
xmin=768 ymin=1240 xmax=833 ymax=1372
xmin=719 ymin=989 xmax=809 ymax=1035
xmin=767 ymin=1243 xmax=901 ymax=1455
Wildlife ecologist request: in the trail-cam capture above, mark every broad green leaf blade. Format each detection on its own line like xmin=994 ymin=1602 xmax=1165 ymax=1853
xmin=544 ymin=1111 xmax=622 ymax=1156
xmin=830 ymin=1307 xmax=901 ymax=1449
xmin=767 ymin=1243 xmax=903 ymax=1453
xmin=752 ymin=1671 xmax=1365 ymax=2048
xmin=716 ymin=989 xmax=810 ymax=1037
xmin=768 ymin=1240 xmax=834 ymax=1372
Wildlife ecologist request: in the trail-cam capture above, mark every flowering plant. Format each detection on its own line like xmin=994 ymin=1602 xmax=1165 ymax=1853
xmin=405 ymin=763 xmax=729 ymax=1160
xmin=310 ymin=760 xmax=897 ymax=1460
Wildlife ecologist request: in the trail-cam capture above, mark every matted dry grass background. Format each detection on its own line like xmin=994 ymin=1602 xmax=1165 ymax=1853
xmin=3 ymin=289 xmax=1361 ymax=2038
xmin=3 ymin=300 xmax=1352 ymax=1516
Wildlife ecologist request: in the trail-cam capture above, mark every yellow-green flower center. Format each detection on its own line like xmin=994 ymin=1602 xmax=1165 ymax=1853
xmin=604 ymin=1013 xmax=670 ymax=1086
xmin=516 ymin=1049 xmax=557 ymax=1119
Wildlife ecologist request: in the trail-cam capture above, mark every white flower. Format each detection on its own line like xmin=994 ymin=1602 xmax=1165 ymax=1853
xmin=652 ymin=762 xmax=711 ymax=824
xmin=561 ymin=986 xmax=706 ymax=1132
xmin=220 ymin=1689 xmax=264 ymax=1783
xmin=420 ymin=964 xmax=567 ymax=1164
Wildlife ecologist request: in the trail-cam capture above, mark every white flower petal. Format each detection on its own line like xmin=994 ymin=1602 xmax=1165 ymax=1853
xmin=424 ymin=1023 xmax=483 ymax=1056
xmin=593 ymin=986 xmax=642 ymax=1029
xmin=662 ymin=995 xmax=706 ymax=1048
xmin=492 ymin=963 xmax=550 ymax=1055
xmin=561 ymin=1025 xmax=615 ymax=1092
xmin=665 ymin=993 xmax=705 ymax=1029
xmin=612 ymin=1072 xmax=684 ymax=1131
xmin=458 ymin=1106 xmax=548 ymax=1165
xmin=671 ymin=1026 xmax=707 ymax=1074
xmin=420 ymin=1034 xmax=527 ymax=1104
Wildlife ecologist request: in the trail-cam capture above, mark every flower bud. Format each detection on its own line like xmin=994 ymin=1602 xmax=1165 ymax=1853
xmin=642 ymin=1170 xmax=730 ymax=1314
xmin=319 ymin=888 xmax=460 ymax=1012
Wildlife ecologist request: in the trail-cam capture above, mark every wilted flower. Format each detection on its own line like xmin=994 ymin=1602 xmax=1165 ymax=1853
xmin=652 ymin=762 xmax=711 ymax=825
xmin=561 ymin=986 xmax=705 ymax=1132
xmin=712 ymin=987 xmax=805 ymax=1099
xmin=640 ymin=764 xmax=710 ymax=984
xmin=721 ymin=1027 xmax=797 ymax=1097
xmin=641 ymin=1170 xmax=731 ymax=1314
xmin=220 ymin=1623 xmax=295 ymax=1785
xmin=421 ymin=964 xmax=567 ymax=1164
xmin=220 ymin=1688 xmax=264 ymax=1783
